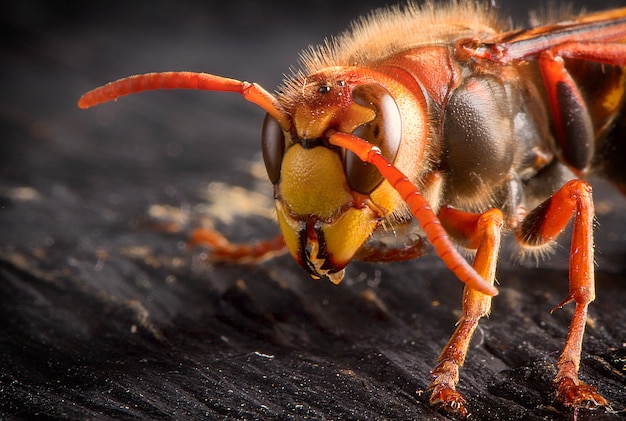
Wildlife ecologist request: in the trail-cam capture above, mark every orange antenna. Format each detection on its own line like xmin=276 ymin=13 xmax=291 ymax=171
xmin=328 ymin=131 xmax=498 ymax=297
xmin=78 ymin=71 xmax=291 ymax=131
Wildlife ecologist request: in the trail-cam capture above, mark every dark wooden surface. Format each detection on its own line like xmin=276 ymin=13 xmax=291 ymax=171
xmin=1 ymin=1 xmax=625 ymax=420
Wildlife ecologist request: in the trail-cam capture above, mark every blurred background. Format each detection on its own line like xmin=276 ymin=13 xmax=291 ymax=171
xmin=1 ymin=1 xmax=625 ymax=419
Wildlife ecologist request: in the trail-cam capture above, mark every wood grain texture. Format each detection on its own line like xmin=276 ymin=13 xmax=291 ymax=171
xmin=1 ymin=1 xmax=625 ymax=419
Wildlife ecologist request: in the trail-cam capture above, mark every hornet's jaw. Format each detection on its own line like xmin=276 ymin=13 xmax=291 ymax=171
xmin=274 ymin=144 xmax=381 ymax=284
xmin=275 ymin=200 xmax=379 ymax=284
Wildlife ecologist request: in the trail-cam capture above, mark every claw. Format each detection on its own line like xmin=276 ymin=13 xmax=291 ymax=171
xmin=556 ymin=377 xmax=609 ymax=410
xmin=428 ymin=387 xmax=469 ymax=417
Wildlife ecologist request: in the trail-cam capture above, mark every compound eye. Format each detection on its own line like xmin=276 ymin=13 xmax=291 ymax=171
xmin=344 ymin=84 xmax=402 ymax=195
xmin=261 ymin=114 xmax=285 ymax=184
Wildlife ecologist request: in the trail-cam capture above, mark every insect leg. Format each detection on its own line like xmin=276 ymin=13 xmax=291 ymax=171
xmin=516 ymin=179 xmax=608 ymax=409
xmin=189 ymin=229 xmax=286 ymax=264
xmin=327 ymin=131 xmax=498 ymax=297
xmin=428 ymin=207 xmax=504 ymax=416
xmin=353 ymin=234 xmax=427 ymax=262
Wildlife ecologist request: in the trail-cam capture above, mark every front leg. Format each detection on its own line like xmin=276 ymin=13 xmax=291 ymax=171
xmin=517 ymin=179 xmax=608 ymax=409
xmin=428 ymin=207 xmax=504 ymax=416
xmin=189 ymin=228 xmax=286 ymax=263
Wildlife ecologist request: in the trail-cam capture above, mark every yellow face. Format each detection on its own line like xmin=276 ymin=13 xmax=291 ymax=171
xmin=275 ymin=144 xmax=380 ymax=283
xmin=262 ymin=68 xmax=412 ymax=283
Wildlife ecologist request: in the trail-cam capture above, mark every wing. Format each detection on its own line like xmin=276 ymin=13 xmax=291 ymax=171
xmin=463 ymin=7 xmax=626 ymax=180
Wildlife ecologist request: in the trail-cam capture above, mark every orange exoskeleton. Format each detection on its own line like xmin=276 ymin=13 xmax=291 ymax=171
xmin=79 ymin=1 xmax=626 ymax=416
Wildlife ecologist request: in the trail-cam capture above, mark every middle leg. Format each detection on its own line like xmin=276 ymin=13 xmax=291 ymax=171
xmin=428 ymin=206 xmax=504 ymax=416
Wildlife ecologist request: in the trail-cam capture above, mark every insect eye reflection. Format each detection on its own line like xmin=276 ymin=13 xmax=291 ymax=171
xmin=261 ymin=114 xmax=285 ymax=184
xmin=343 ymin=84 xmax=402 ymax=194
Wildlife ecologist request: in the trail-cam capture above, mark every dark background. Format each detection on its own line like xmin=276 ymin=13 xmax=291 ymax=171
xmin=1 ymin=1 xmax=625 ymax=419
